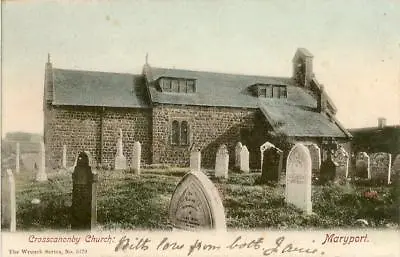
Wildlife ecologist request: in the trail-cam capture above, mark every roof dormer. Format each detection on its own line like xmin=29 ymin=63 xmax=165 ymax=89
xmin=158 ymin=77 xmax=196 ymax=94
xmin=251 ymin=83 xmax=287 ymax=99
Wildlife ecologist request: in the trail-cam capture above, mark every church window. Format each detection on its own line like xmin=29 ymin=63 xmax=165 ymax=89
xmin=171 ymin=120 xmax=190 ymax=146
xmin=172 ymin=120 xmax=180 ymax=145
xmin=186 ymin=80 xmax=195 ymax=93
xmin=163 ymin=79 xmax=171 ymax=92
xmin=181 ymin=121 xmax=189 ymax=145
xmin=172 ymin=80 xmax=179 ymax=92
xmin=279 ymin=87 xmax=287 ymax=98
xmin=179 ymin=80 xmax=186 ymax=93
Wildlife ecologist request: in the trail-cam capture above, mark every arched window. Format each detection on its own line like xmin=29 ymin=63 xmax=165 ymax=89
xmin=172 ymin=120 xmax=180 ymax=145
xmin=180 ymin=121 xmax=189 ymax=145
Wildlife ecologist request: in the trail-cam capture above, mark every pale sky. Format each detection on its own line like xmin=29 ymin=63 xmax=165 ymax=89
xmin=2 ymin=0 xmax=400 ymax=137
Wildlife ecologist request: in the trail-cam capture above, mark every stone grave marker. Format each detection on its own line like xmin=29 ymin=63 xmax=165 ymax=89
xmin=240 ymin=145 xmax=250 ymax=173
xmin=62 ymin=145 xmax=67 ymax=169
xmin=131 ymin=141 xmax=141 ymax=174
xmin=36 ymin=141 xmax=48 ymax=181
xmin=215 ymin=144 xmax=229 ymax=179
xmin=71 ymin=152 xmax=98 ymax=230
xmin=285 ymin=143 xmax=312 ymax=214
xmin=235 ymin=142 xmax=242 ymax=169
xmin=392 ymin=154 xmax=400 ymax=179
xmin=306 ymin=144 xmax=321 ymax=173
xmin=355 ymin=152 xmax=370 ymax=179
xmin=260 ymin=141 xmax=275 ymax=169
xmin=190 ymin=150 xmax=201 ymax=172
xmin=114 ymin=128 xmax=127 ymax=170
xmin=332 ymin=147 xmax=349 ymax=178
xmin=1 ymin=169 xmax=16 ymax=232
xmin=370 ymin=152 xmax=392 ymax=184
xmin=319 ymin=158 xmax=338 ymax=184
xmin=16 ymin=142 xmax=20 ymax=174
xmin=260 ymin=147 xmax=283 ymax=183
xmin=168 ymin=171 xmax=226 ymax=231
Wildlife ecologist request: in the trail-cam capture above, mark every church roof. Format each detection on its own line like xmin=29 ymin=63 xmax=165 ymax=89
xmin=52 ymin=68 xmax=150 ymax=108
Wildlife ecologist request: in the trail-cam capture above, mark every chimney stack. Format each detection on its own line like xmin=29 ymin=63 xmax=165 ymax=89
xmin=317 ymin=85 xmax=326 ymax=113
xmin=378 ymin=117 xmax=386 ymax=129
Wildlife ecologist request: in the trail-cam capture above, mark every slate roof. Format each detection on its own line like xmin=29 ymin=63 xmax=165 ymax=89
xmin=147 ymin=67 xmax=317 ymax=108
xmin=52 ymin=68 xmax=150 ymax=108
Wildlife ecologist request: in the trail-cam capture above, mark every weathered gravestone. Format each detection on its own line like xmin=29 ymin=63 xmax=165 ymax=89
xmin=285 ymin=143 xmax=312 ymax=214
xmin=16 ymin=142 xmax=20 ymax=174
xmin=215 ymin=144 xmax=229 ymax=179
xmin=240 ymin=145 xmax=250 ymax=173
xmin=71 ymin=152 xmax=98 ymax=230
xmin=62 ymin=145 xmax=67 ymax=169
xmin=1 ymin=169 xmax=16 ymax=232
xmin=114 ymin=128 xmax=127 ymax=170
xmin=319 ymin=157 xmax=338 ymax=184
xmin=355 ymin=152 xmax=370 ymax=179
xmin=392 ymin=155 xmax=400 ymax=179
xmin=235 ymin=142 xmax=243 ymax=169
xmin=260 ymin=147 xmax=283 ymax=183
xmin=306 ymin=144 xmax=321 ymax=173
xmin=168 ymin=171 xmax=226 ymax=231
xmin=190 ymin=150 xmax=201 ymax=172
xmin=36 ymin=141 xmax=48 ymax=181
xmin=131 ymin=141 xmax=141 ymax=174
xmin=332 ymin=147 xmax=349 ymax=178
xmin=370 ymin=152 xmax=392 ymax=184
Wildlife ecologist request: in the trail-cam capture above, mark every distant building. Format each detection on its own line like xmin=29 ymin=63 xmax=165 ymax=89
xmin=43 ymin=48 xmax=352 ymax=169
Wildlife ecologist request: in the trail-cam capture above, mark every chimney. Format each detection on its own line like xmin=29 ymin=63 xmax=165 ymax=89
xmin=317 ymin=85 xmax=326 ymax=113
xmin=378 ymin=117 xmax=386 ymax=129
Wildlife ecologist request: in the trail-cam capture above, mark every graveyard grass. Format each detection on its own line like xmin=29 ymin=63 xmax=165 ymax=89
xmin=15 ymin=167 xmax=399 ymax=231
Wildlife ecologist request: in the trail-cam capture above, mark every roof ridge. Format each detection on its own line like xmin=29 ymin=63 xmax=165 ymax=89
xmin=53 ymin=67 xmax=138 ymax=76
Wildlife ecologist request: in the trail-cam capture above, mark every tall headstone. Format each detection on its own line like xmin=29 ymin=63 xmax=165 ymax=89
xmin=15 ymin=142 xmax=20 ymax=174
xmin=190 ymin=150 xmax=201 ymax=172
xmin=1 ymin=169 xmax=16 ymax=232
xmin=131 ymin=141 xmax=141 ymax=174
xmin=392 ymin=154 xmax=400 ymax=179
xmin=235 ymin=142 xmax=243 ymax=169
xmin=332 ymin=147 xmax=349 ymax=178
xmin=306 ymin=144 xmax=321 ymax=173
xmin=240 ymin=145 xmax=250 ymax=173
xmin=62 ymin=145 xmax=67 ymax=169
xmin=36 ymin=141 xmax=48 ymax=181
xmin=260 ymin=147 xmax=283 ymax=183
xmin=355 ymin=152 xmax=370 ymax=179
xmin=114 ymin=128 xmax=127 ymax=170
xmin=285 ymin=143 xmax=312 ymax=214
xmin=370 ymin=152 xmax=392 ymax=184
xmin=169 ymin=171 xmax=226 ymax=231
xmin=260 ymin=141 xmax=275 ymax=169
xmin=215 ymin=144 xmax=229 ymax=179
xmin=71 ymin=152 xmax=98 ymax=230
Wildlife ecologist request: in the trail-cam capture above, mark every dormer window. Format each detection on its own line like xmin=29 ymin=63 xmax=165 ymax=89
xmin=255 ymin=84 xmax=287 ymax=99
xmin=159 ymin=77 xmax=196 ymax=94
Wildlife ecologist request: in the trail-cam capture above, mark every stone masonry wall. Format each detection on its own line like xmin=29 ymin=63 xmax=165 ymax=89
xmin=152 ymin=104 xmax=261 ymax=168
xmin=44 ymin=105 xmax=152 ymax=169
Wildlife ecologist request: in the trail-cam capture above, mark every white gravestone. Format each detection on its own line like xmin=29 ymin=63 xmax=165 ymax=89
xmin=285 ymin=143 xmax=312 ymax=215
xmin=370 ymin=152 xmax=392 ymax=184
xmin=260 ymin=141 xmax=276 ymax=170
xmin=356 ymin=152 xmax=370 ymax=179
xmin=215 ymin=144 xmax=229 ymax=179
xmin=235 ymin=142 xmax=242 ymax=169
xmin=240 ymin=145 xmax=250 ymax=173
xmin=131 ymin=141 xmax=141 ymax=174
xmin=332 ymin=146 xmax=349 ymax=178
xmin=190 ymin=150 xmax=201 ymax=172
xmin=169 ymin=171 xmax=226 ymax=231
xmin=16 ymin=142 xmax=20 ymax=174
xmin=1 ymin=169 xmax=16 ymax=232
xmin=114 ymin=128 xmax=127 ymax=170
xmin=36 ymin=141 xmax=48 ymax=181
xmin=62 ymin=145 xmax=67 ymax=169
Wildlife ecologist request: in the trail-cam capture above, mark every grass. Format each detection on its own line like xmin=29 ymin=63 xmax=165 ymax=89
xmin=10 ymin=167 xmax=399 ymax=231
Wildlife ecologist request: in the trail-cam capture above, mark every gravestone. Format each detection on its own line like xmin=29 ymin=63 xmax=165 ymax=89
xmin=306 ymin=144 xmax=321 ymax=173
xmin=235 ymin=142 xmax=242 ymax=169
xmin=285 ymin=143 xmax=312 ymax=214
xmin=16 ymin=142 xmax=20 ymax=174
xmin=131 ymin=141 xmax=141 ymax=174
xmin=260 ymin=141 xmax=276 ymax=169
xmin=319 ymin=158 xmax=338 ymax=184
xmin=215 ymin=144 xmax=229 ymax=179
xmin=370 ymin=152 xmax=392 ymax=184
xmin=355 ymin=152 xmax=370 ymax=179
xmin=332 ymin=147 xmax=349 ymax=178
xmin=190 ymin=150 xmax=201 ymax=172
xmin=260 ymin=147 xmax=283 ymax=183
xmin=1 ymin=169 xmax=16 ymax=232
xmin=36 ymin=141 xmax=48 ymax=181
xmin=71 ymin=152 xmax=98 ymax=230
xmin=62 ymin=145 xmax=67 ymax=169
xmin=240 ymin=145 xmax=250 ymax=173
xmin=168 ymin=171 xmax=226 ymax=231
xmin=114 ymin=128 xmax=127 ymax=170
xmin=392 ymin=155 xmax=400 ymax=179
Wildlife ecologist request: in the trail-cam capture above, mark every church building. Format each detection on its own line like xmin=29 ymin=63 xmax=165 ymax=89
xmin=43 ymin=48 xmax=352 ymax=169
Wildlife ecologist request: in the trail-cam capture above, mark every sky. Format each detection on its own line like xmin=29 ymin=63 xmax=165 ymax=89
xmin=2 ymin=0 xmax=400 ymax=137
